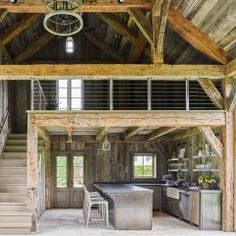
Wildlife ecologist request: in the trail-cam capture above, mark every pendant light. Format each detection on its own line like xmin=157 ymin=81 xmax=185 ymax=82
xmin=102 ymin=135 xmax=111 ymax=152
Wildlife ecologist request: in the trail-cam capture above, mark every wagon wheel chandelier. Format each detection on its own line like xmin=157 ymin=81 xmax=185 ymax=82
xmin=43 ymin=0 xmax=84 ymax=36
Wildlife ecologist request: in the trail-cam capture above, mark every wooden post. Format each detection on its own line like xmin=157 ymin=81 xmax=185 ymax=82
xmin=27 ymin=114 xmax=38 ymax=231
xmin=221 ymin=112 xmax=234 ymax=231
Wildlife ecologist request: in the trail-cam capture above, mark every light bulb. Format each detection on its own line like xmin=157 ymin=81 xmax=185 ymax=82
xmin=66 ymin=37 xmax=74 ymax=53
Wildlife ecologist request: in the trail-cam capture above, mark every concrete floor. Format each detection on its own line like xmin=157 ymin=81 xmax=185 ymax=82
xmin=36 ymin=209 xmax=235 ymax=236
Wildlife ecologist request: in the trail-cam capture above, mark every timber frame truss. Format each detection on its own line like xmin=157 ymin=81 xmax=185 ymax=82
xmin=0 ymin=0 xmax=235 ymax=233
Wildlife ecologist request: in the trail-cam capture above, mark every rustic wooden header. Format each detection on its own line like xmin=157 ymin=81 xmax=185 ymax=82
xmin=0 ymin=0 xmax=152 ymax=13
xmin=0 ymin=64 xmax=225 ymax=80
xmin=27 ymin=110 xmax=226 ymax=127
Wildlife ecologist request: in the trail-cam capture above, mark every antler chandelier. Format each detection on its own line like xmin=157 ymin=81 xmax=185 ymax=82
xmin=43 ymin=0 xmax=84 ymax=36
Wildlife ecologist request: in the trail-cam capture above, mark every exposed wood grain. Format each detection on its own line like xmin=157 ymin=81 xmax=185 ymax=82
xmin=171 ymin=127 xmax=200 ymax=140
xmin=198 ymin=126 xmax=223 ymax=159
xmin=221 ymin=112 xmax=234 ymax=231
xmin=197 ymin=78 xmax=224 ymax=110
xmin=0 ymin=64 xmax=225 ymax=79
xmin=226 ymin=58 xmax=236 ymax=77
xmin=0 ymin=14 xmax=40 ymax=47
xmin=0 ymin=9 xmax=8 ymax=23
xmin=83 ymin=32 xmax=124 ymax=63
xmin=228 ymin=81 xmax=236 ymax=112
xmin=28 ymin=111 xmax=226 ymax=127
xmin=96 ymin=127 xmax=107 ymax=141
xmin=152 ymin=0 xmax=164 ymax=17
xmin=147 ymin=127 xmax=179 ymax=141
xmin=167 ymin=6 xmax=229 ymax=65
xmin=128 ymin=8 xmax=153 ymax=45
xmin=152 ymin=0 xmax=170 ymax=64
xmin=124 ymin=127 xmax=144 ymax=140
xmin=15 ymin=33 xmax=55 ymax=63
xmin=0 ymin=0 xmax=153 ymax=13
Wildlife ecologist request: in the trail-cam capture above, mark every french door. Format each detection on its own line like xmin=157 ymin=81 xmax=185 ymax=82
xmin=53 ymin=153 xmax=84 ymax=208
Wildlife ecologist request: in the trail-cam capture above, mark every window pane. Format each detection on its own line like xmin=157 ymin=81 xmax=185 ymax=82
xmin=56 ymin=156 xmax=67 ymax=188
xmin=72 ymin=80 xmax=81 ymax=87
xmin=71 ymin=98 xmax=82 ymax=110
xmin=59 ymin=88 xmax=68 ymax=98
xmin=59 ymin=98 xmax=68 ymax=110
xmin=73 ymin=156 xmax=84 ymax=187
xmin=59 ymin=80 xmax=67 ymax=88
xmin=71 ymin=88 xmax=81 ymax=98
xmin=133 ymin=154 xmax=156 ymax=178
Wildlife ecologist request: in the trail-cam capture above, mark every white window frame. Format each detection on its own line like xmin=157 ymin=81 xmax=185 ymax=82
xmin=57 ymin=79 xmax=83 ymax=110
xmin=133 ymin=153 xmax=157 ymax=179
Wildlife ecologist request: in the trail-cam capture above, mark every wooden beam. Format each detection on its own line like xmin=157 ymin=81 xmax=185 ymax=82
xmin=167 ymin=7 xmax=229 ymax=65
xmin=15 ymin=33 xmax=55 ymax=63
xmin=0 ymin=9 xmax=8 ymax=23
xmin=226 ymin=58 xmax=236 ymax=77
xmin=221 ymin=112 xmax=234 ymax=231
xmin=28 ymin=111 xmax=226 ymax=128
xmin=197 ymin=78 xmax=224 ymax=110
xmin=0 ymin=14 xmax=40 ymax=47
xmin=96 ymin=127 xmax=107 ymax=141
xmin=124 ymin=127 xmax=144 ymax=140
xmin=128 ymin=8 xmax=153 ymax=45
xmin=83 ymin=32 xmax=124 ymax=63
xmin=228 ymin=82 xmax=236 ymax=111
xmin=198 ymin=126 xmax=223 ymax=159
xmin=147 ymin=127 xmax=178 ymax=141
xmin=152 ymin=0 xmax=164 ymax=17
xmin=0 ymin=0 xmax=153 ymax=13
xmin=0 ymin=64 xmax=225 ymax=79
xmin=152 ymin=0 xmax=170 ymax=64
xmin=37 ymin=126 xmax=50 ymax=143
xmin=171 ymin=127 xmax=200 ymax=140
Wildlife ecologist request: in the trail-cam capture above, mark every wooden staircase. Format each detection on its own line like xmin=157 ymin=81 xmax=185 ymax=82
xmin=0 ymin=134 xmax=32 ymax=235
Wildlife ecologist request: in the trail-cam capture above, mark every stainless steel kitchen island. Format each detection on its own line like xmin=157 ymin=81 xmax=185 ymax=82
xmin=93 ymin=183 xmax=153 ymax=230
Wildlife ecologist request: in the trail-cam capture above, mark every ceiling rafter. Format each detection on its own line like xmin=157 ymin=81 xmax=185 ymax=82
xmin=167 ymin=6 xmax=229 ymax=65
xmin=147 ymin=127 xmax=179 ymax=141
xmin=83 ymin=32 xmax=125 ymax=63
xmin=128 ymin=8 xmax=153 ymax=45
xmin=228 ymin=82 xmax=236 ymax=111
xmin=124 ymin=127 xmax=144 ymax=140
xmin=15 ymin=32 xmax=55 ymax=63
xmin=0 ymin=9 xmax=8 ymax=23
xmin=0 ymin=14 xmax=40 ymax=47
xmin=96 ymin=13 xmax=150 ymax=58
xmin=96 ymin=127 xmax=107 ymax=141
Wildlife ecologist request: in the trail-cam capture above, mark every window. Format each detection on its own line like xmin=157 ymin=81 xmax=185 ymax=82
xmin=73 ymin=156 xmax=84 ymax=187
xmin=133 ymin=154 xmax=156 ymax=178
xmin=56 ymin=156 xmax=67 ymax=188
xmin=58 ymin=79 xmax=82 ymax=110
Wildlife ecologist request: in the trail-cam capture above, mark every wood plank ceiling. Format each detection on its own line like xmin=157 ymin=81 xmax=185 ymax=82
xmin=0 ymin=0 xmax=235 ymax=65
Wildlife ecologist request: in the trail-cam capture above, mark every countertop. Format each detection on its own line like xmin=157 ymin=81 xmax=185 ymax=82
xmin=93 ymin=183 xmax=153 ymax=195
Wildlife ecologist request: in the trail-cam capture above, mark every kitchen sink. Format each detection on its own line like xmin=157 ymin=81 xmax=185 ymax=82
xmin=167 ymin=187 xmax=180 ymax=200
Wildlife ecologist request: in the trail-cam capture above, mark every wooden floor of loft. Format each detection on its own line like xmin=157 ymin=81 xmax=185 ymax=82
xmin=37 ymin=209 xmax=234 ymax=236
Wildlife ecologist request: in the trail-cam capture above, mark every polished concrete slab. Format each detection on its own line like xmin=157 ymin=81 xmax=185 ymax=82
xmin=36 ymin=209 xmax=235 ymax=236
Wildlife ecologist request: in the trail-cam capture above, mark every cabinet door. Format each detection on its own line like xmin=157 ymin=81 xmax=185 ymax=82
xmin=161 ymin=187 xmax=169 ymax=212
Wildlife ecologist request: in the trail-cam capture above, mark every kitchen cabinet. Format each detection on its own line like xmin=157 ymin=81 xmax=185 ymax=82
xmin=190 ymin=190 xmax=221 ymax=230
xmin=134 ymin=184 xmax=162 ymax=210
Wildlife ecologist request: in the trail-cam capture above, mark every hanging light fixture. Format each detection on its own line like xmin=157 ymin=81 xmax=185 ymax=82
xmin=43 ymin=0 xmax=84 ymax=36
xmin=66 ymin=37 xmax=74 ymax=53
xmin=102 ymin=135 xmax=111 ymax=152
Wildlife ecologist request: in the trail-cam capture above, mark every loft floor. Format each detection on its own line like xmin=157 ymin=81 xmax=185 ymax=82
xmin=37 ymin=209 xmax=233 ymax=236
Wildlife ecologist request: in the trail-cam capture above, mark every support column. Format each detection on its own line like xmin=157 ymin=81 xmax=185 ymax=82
xmin=27 ymin=114 xmax=38 ymax=231
xmin=221 ymin=112 xmax=234 ymax=231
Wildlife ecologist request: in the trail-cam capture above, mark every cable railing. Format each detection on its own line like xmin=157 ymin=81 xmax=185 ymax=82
xmin=31 ymin=79 xmax=47 ymax=110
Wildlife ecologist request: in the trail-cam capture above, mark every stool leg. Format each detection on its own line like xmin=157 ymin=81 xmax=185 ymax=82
xmin=86 ymin=205 xmax=91 ymax=228
xmin=105 ymin=202 xmax=109 ymax=229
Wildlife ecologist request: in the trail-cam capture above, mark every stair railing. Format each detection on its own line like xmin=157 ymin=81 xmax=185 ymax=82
xmin=0 ymin=107 xmax=9 ymax=157
xmin=32 ymin=79 xmax=47 ymax=110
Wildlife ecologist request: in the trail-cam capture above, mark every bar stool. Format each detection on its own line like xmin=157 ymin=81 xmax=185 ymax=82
xmin=83 ymin=187 xmax=109 ymax=229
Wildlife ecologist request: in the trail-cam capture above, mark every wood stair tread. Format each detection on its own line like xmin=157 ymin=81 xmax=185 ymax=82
xmin=0 ymin=202 xmax=27 ymax=205
xmin=0 ymin=212 xmax=31 ymax=216
xmin=0 ymin=223 xmax=31 ymax=228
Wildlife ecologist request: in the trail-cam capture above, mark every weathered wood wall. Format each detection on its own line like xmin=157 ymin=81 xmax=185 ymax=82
xmin=50 ymin=135 xmax=168 ymax=192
